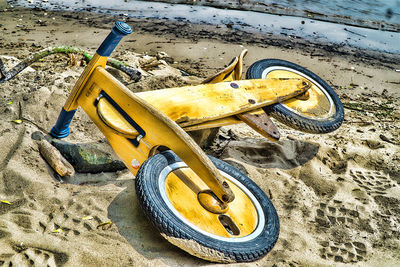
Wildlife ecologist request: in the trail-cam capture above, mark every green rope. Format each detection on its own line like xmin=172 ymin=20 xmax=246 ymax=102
xmin=0 ymin=46 xmax=141 ymax=83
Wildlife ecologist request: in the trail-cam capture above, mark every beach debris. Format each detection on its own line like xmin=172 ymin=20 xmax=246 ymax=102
xmin=0 ymin=200 xmax=12 ymax=205
xmin=67 ymin=53 xmax=81 ymax=66
xmin=344 ymin=28 xmax=367 ymax=38
xmin=141 ymin=61 xmax=163 ymax=70
xmin=52 ymin=228 xmax=64 ymax=233
xmin=156 ymin=51 xmax=174 ymax=64
xmin=51 ymin=139 xmax=126 ymax=173
xmin=363 ymin=139 xmax=384 ymax=149
xmin=139 ymin=55 xmax=166 ymax=70
xmin=12 ymin=119 xmax=23 ymax=124
xmin=97 ymin=221 xmax=113 ymax=230
xmin=0 ymin=46 xmax=141 ymax=83
xmin=38 ymin=138 xmax=75 ymax=178
xmin=386 ymin=8 xmax=393 ymax=19
xmin=379 ymin=134 xmax=396 ymax=145
xmin=82 ymin=216 xmax=94 ymax=220
xmin=7 ymin=101 xmax=13 ymax=104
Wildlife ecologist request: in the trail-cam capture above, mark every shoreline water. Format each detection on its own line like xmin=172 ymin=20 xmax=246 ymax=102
xmin=7 ymin=0 xmax=400 ymax=54
xmin=144 ymin=0 xmax=400 ymax=32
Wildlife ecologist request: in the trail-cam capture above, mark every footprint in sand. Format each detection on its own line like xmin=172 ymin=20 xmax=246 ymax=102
xmin=0 ymin=198 xmax=27 ymax=216
xmin=350 ymin=169 xmax=397 ymax=196
xmin=315 ymin=200 xmax=370 ymax=263
xmin=319 ymin=240 xmax=367 ymax=263
xmin=0 ymin=197 xmax=109 ymax=266
xmin=320 ymin=147 xmax=348 ymax=174
xmin=315 ymin=200 xmax=370 ymax=229
xmin=37 ymin=198 xmax=105 ymax=238
xmin=2 ymin=196 xmax=105 ymax=240
xmin=371 ymin=195 xmax=400 ymax=243
xmin=0 ymin=247 xmax=68 ymax=267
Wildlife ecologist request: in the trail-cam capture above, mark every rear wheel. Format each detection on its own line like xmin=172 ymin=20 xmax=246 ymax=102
xmin=246 ymin=59 xmax=344 ymax=133
xmin=135 ymin=150 xmax=279 ymax=263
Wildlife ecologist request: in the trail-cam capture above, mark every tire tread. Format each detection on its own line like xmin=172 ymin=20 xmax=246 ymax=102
xmin=135 ymin=151 xmax=279 ymax=263
xmin=247 ymin=59 xmax=344 ymax=134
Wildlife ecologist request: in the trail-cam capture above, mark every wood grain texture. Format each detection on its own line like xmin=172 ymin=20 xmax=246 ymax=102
xmin=137 ymin=78 xmax=311 ymax=127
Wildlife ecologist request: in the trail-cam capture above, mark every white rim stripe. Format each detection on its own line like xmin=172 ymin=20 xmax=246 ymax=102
xmin=261 ymin=66 xmax=335 ymax=120
xmin=158 ymin=162 xmax=265 ymax=242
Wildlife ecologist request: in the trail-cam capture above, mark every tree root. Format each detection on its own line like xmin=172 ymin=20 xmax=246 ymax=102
xmin=0 ymin=46 xmax=141 ymax=83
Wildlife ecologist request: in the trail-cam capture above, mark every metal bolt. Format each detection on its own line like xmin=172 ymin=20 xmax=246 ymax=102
xmin=248 ymin=99 xmax=256 ymax=104
xmin=222 ymin=195 xmax=229 ymax=202
xmin=230 ymin=82 xmax=239 ymax=89
xmin=222 ymin=181 xmax=229 ymax=188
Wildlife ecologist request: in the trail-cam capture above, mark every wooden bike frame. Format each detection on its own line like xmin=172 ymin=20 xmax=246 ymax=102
xmin=50 ymin=22 xmax=311 ymax=204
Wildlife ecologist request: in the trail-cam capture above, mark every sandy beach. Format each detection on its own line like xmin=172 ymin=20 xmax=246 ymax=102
xmin=0 ymin=5 xmax=400 ymax=267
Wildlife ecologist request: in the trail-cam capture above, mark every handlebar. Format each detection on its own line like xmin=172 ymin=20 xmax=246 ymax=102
xmin=96 ymin=21 xmax=133 ymax=57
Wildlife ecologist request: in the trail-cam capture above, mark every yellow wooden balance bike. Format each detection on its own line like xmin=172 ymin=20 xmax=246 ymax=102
xmin=50 ymin=21 xmax=344 ymax=263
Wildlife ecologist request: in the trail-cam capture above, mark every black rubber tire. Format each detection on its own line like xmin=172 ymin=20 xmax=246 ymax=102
xmin=246 ymin=59 xmax=344 ymax=134
xmin=135 ymin=150 xmax=279 ymax=263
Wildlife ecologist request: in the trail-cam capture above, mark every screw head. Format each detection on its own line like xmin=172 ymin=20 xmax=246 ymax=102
xmin=230 ymin=82 xmax=239 ymax=89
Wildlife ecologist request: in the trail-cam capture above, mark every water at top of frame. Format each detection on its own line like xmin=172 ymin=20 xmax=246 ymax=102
xmin=9 ymin=0 xmax=400 ymax=54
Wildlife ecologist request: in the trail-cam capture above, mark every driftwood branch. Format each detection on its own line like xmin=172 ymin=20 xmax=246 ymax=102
xmin=38 ymin=138 xmax=75 ymax=178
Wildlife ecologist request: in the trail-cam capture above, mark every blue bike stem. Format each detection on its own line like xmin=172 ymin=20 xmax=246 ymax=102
xmin=50 ymin=21 xmax=132 ymax=138
xmin=96 ymin=21 xmax=133 ymax=57
xmin=50 ymin=108 xmax=77 ymax=138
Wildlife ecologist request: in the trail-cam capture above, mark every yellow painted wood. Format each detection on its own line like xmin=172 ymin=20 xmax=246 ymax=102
xmin=201 ymin=57 xmax=238 ymax=84
xmin=64 ymin=55 xmax=312 ymax=206
xmin=234 ymin=49 xmax=248 ymax=81
xmin=77 ymin=67 xmax=234 ymax=202
xmin=183 ymin=116 xmax=241 ymax=131
xmin=64 ymin=53 xmax=108 ymax=111
xmin=198 ymin=190 xmax=228 ymax=214
xmin=201 ymin=49 xmax=248 ymax=84
xmin=165 ymin=167 xmax=258 ymax=238
xmin=266 ymin=70 xmax=332 ymax=117
xmin=137 ymin=78 xmax=311 ymax=127
xmin=97 ymin=97 xmax=139 ymax=139
xmin=182 ymin=108 xmax=266 ymax=132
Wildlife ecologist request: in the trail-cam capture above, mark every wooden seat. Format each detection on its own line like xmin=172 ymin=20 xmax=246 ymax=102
xmin=97 ymin=97 xmax=139 ymax=139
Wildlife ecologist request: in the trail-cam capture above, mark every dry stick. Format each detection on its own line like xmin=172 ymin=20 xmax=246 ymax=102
xmin=343 ymin=105 xmax=364 ymax=112
xmin=347 ymin=120 xmax=396 ymax=124
xmin=21 ymin=117 xmax=49 ymax=133
xmin=16 ymin=102 xmax=48 ymax=133
xmin=142 ymin=61 xmax=163 ymax=70
xmin=344 ymin=28 xmax=367 ymax=38
xmin=0 ymin=46 xmax=141 ymax=83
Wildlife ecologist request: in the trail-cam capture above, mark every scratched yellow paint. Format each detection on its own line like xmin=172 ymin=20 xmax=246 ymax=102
xmin=137 ymin=78 xmax=310 ymax=127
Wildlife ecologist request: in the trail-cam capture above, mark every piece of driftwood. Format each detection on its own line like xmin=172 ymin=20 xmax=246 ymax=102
xmin=38 ymin=138 xmax=75 ymax=178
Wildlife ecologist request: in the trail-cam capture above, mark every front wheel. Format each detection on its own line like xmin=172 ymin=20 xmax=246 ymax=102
xmin=246 ymin=59 xmax=344 ymax=134
xmin=135 ymin=150 xmax=279 ymax=263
